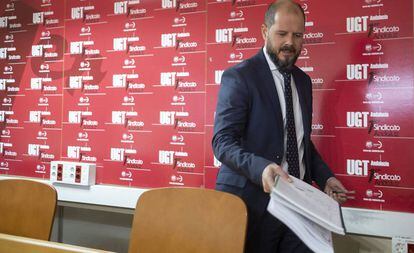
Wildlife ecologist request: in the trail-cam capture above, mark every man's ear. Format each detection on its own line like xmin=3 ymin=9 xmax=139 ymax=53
xmin=261 ymin=24 xmax=268 ymax=41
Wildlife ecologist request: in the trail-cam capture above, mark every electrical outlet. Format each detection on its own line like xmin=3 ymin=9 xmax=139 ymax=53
xmin=50 ymin=161 xmax=96 ymax=186
xmin=392 ymin=236 xmax=414 ymax=253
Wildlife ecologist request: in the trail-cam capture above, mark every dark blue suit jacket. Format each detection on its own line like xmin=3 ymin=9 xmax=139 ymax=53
xmin=212 ymin=50 xmax=334 ymax=217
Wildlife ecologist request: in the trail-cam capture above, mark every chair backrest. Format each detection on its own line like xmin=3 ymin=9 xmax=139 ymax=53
xmin=0 ymin=179 xmax=57 ymax=240
xmin=128 ymin=187 xmax=247 ymax=253
xmin=0 ymin=232 xmax=114 ymax=253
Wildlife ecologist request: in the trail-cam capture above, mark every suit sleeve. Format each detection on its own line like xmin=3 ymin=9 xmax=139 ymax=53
xmin=309 ymin=141 xmax=334 ymax=190
xmin=305 ymin=75 xmax=335 ymax=190
xmin=212 ymin=68 xmax=272 ymax=186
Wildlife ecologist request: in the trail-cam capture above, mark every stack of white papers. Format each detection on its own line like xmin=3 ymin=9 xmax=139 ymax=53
xmin=267 ymin=176 xmax=345 ymax=253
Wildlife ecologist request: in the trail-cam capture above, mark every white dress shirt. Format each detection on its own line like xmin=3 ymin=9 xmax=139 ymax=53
xmin=263 ymin=47 xmax=306 ymax=180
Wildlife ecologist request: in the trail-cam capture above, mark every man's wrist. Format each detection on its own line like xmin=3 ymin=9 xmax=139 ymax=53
xmin=326 ymin=176 xmax=336 ymax=184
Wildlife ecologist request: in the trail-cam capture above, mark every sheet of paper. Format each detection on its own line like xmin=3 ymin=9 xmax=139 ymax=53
xmin=268 ymin=194 xmax=334 ymax=253
xmin=273 ymin=176 xmax=344 ymax=234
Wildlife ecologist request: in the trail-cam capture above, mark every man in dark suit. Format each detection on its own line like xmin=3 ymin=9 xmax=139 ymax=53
xmin=212 ymin=0 xmax=349 ymax=252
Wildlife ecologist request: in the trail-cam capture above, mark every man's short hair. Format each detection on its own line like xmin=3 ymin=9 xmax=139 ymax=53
xmin=264 ymin=0 xmax=306 ymax=27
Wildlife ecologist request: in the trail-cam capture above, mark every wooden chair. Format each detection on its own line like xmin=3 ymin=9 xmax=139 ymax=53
xmin=0 ymin=179 xmax=57 ymax=240
xmin=0 ymin=232 xmax=114 ymax=253
xmin=128 ymin=187 xmax=247 ymax=253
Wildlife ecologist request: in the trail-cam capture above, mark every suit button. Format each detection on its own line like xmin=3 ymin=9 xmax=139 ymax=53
xmin=276 ymin=155 xmax=280 ymax=159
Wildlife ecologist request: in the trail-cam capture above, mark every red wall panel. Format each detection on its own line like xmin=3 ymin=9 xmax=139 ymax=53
xmin=1 ymin=0 xmax=413 ymax=213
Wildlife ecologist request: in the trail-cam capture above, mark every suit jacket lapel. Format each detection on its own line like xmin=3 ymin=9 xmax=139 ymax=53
xmin=252 ymin=51 xmax=284 ymax=131
xmin=292 ymin=67 xmax=310 ymax=140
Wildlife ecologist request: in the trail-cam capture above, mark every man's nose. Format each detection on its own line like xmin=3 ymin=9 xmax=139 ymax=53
xmin=284 ymin=34 xmax=294 ymax=46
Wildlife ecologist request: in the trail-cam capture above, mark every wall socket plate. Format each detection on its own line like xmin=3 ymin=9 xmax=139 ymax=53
xmin=50 ymin=161 xmax=96 ymax=186
xmin=392 ymin=236 xmax=414 ymax=253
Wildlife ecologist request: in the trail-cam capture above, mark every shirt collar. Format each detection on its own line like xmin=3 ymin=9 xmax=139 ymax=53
xmin=263 ymin=47 xmax=295 ymax=77
xmin=263 ymin=47 xmax=278 ymax=72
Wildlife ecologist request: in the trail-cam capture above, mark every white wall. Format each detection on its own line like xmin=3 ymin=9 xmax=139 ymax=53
xmin=51 ymin=206 xmax=133 ymax=253
xmin=51 ymin=205 xmax=392 ymax=253
xmin=334 ymin=234 xmax=391 ymax=253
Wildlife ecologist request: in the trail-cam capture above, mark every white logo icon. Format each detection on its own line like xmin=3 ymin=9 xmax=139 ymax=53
xmin=172 ymin=95 xmax=184 ymax=102
xmin=5 ymin=34 xmax=13 ymax=41
xmin=301 ymin=3 xmax=308 ymax=11
xmin=122 ymin=133 xmax=133 ymax=141
xmin=39 ymin=97 xmax=48 ymax=104
xmin=121 ymin=171 xmax=132 ymax=178
xmin=41 ymin=31 xmax=51 ymax=37
xmin=301 ymin=48 xmax=308 ymax=56
xmin=171 ymin=175 xmax=183 ymax=183
xmin=6 ymin=3 xmax=15 ymax=9
xmin=365 ymin=0 xmax=382 ymax=4
xmin=230 ymin=10 xmax=243 ymax=18
xmin=123 ymin=96 xmax=134 ymax=103
xmin=81 ymin=26 xmax=91 ymax=33
xmin=125 ymin=22 xmax=136 ymax=29
xmin=36 ymin=164 xmax=46 ymax=171
xmin=79 ymin=96 xmax=90 ymax=103
xmin=124 ymin=59 xmax=135 ymax=66
xmin=78 ymin=132 xmax=88 ymax=139
xmin=40 ymin=64 xmax=49 ymax=70
xmin=80 ymin=61 xmax=90 ymax=68
xmin=172 ymin=135 xmax=184 ymax=142
xmin=229 ymin=52 xmax=243 ymax=60
xmin=365 ymin=140 xmax=382 ymax=149
xmin=366 ymin=189 xmax=383 ymax=198
xmin=38 ymin=131 xmax=47 ymax=137
xmin=365 ymin=92 xmax=382 ymax=100
xmin=174 ymin=17 xmax=186 ymax=24
xmin=173 ymin=55 xmax=185 ymax=63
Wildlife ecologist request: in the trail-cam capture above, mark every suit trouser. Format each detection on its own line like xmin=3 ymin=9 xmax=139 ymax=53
xmin=244 ymin=209 xmax=313 ymax=253
xmin=216 ymin=182 xmax=313 ymax=253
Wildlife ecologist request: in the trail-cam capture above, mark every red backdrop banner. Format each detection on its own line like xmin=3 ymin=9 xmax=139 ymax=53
xmin=0 ymin=0 xmax=413 ymax=213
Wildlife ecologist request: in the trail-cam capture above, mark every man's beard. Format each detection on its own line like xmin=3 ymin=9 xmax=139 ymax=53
xmin=266 ymin=43 xmax=300 ymax=73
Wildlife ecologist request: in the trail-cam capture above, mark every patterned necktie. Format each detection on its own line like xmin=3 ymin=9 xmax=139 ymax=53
xmin=281 ymin=71 xmax=300 ymax=178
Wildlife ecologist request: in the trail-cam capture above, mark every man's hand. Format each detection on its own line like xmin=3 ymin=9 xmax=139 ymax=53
xmin=262 ymin=163 xmax=291 ymax=193
xmin=324 ymin=177 xmax=353 ymax=204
